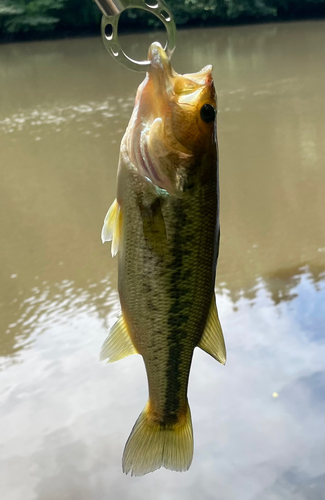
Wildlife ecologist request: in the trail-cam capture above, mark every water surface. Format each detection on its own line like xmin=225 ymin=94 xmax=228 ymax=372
xmin=0 ymin=21 xmax=325 ymax=500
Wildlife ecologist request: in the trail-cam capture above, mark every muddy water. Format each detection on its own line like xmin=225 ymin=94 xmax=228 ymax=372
xmin=0 ymin=20 xmax=324 ymax=500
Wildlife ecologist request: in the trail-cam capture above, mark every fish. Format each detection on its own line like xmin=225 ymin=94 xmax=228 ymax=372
xmin=100 ymin=42 xmax=226 ymax=476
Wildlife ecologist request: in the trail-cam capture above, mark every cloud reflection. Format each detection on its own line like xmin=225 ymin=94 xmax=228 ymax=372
xmin=0 ymin=269 xmax=324 ymax=500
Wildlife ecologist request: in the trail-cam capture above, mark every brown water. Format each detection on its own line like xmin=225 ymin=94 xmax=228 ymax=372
xmin=1 ymin=20 xmax=325 ymax=500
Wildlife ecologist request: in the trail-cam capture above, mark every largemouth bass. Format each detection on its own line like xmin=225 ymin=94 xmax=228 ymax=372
xmin=100 ymin=42 xmax=226 ymax=476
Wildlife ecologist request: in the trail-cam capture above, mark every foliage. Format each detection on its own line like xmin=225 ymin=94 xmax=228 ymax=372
xmin=172 ymin=0 xmax=276 ymax=25
xmin=0 ymin=0 xmax=65 ymax=34
xmin=0 ymin=0 xmax=324 ymax=41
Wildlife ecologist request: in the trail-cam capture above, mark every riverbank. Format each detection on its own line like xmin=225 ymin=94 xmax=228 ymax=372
xmin=0 ymin=0 xmax=324 ymax=43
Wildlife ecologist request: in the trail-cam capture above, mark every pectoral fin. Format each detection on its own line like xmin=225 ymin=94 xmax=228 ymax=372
xmin=101 ymin=199 xmax=123 ymax=257
xmin=198 ymin=295 xmax=226 ymax=365
xmin=100 ymin=314 xmax=138 ymax=363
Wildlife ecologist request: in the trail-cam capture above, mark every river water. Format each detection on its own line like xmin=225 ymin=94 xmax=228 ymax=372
xmin=0 ymin=20 xmax=324 ymax=500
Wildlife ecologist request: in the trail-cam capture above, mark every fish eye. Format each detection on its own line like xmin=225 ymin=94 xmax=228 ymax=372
xmin=200 ymin=104 xmax=216 ymax=123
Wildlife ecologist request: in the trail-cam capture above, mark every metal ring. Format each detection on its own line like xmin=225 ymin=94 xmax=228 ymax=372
xmin=101 ymin=0 xmax=176 ymax=72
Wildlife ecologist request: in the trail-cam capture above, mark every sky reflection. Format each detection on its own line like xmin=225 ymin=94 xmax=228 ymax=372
xmin=0 ymin=269 xmax=324 ymax=500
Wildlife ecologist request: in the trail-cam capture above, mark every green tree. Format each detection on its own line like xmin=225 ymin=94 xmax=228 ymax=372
xmin=0 ymin=0 xmax=324 ymax=41
xmin=0 ymin=0 xmax=66 ymax=35
xmin=169 ymin=0 xmax=277 ymax=25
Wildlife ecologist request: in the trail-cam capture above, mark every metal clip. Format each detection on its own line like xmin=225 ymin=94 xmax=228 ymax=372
xmin=93 ymin=0 xmax=176 ymax=72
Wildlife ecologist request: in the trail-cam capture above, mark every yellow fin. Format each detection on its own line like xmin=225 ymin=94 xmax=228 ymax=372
xmin=111 ymin=205 xmax=122 ymax=257
xmin=123 ymin=402 xmax=193 ymax=476
xmin=101 ymin=199 xmax=123 ymax=257
xmin=101 ymin=199 xmax=118 ymax=243
xmin=198 ymin=294 xmax=226 ymax=365
xmin=99 ymin=314 xmax=137 ymax=363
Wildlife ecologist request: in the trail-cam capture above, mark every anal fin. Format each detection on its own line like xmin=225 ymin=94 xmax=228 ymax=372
xmin=198 ymin=294 xmax=226 ymax=365
xmin=100 ymin=314 xmax=138 ymax=363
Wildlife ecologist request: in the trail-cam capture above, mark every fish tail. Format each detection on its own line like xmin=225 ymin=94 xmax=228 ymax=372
xmin=122 ymin=401 xmax=193 ymax=476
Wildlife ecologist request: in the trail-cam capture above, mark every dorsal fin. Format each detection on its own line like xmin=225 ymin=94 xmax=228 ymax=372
xmin=101 ymin=199 xmax=123 ymax=257
xmin=100 ymin=314 xmax=138 ymax=363
xmin=198 ymin=294 xmax=226 ymax=365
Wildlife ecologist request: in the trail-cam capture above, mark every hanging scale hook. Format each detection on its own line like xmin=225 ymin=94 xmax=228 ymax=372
xmin=93 ymin=0 xmax=176 ymax=72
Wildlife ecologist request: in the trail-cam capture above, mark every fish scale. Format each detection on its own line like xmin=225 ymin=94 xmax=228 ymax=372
xmin=100 ymin=42 xmax=226 ymax=476
xmin=119 ymin=151 xmax=218 ymax=430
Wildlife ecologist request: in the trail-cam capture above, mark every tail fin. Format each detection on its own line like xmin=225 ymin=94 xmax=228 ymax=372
xmin=122 ymin=402 xmax=193 ymax=476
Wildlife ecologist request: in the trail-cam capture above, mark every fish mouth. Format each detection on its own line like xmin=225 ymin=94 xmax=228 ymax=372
xmin=148 ymin=41 xmax=170 ymax=69
xmin=140 ymin=42 xmax=175 ymax=134
xmin=147 ymin=42 xmax=173 ymax=109
xmin=125 ymin=42 xmax=179 ymax=193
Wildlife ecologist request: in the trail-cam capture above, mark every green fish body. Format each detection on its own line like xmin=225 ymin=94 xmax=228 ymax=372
xmin=100 ymin=43 xmax=226 ymax=476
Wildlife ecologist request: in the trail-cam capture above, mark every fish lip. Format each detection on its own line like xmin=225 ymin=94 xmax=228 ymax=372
xmin=147 ymin=42 xmax=173 ymax=98
xmin=125 ymin=42 xmax=173 ymax=187
xmin=148 ymin=42 xmax=170 ymax=71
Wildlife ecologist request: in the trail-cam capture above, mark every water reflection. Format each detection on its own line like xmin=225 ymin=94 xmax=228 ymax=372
xmin=0 ymin=271 xmax=324 ymax=499
xmin=2 ymin=261 xmax=324 ymax=364
xmin=0 ymin=97 xmax=134 ymax=139
xmin=0 ymin=275 xmax=119 ymax=365
xmin=216 ymin=263 xmax=325 ymax=308
xmin=0 ymin=19 xmax=325 ymax=500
